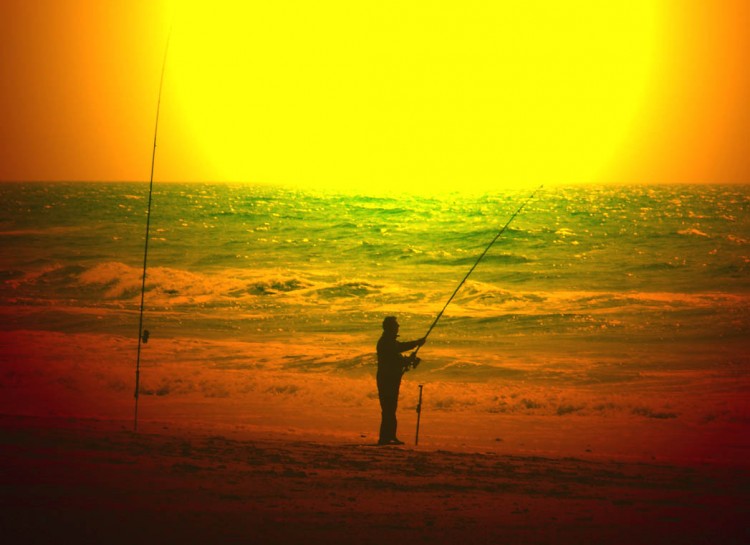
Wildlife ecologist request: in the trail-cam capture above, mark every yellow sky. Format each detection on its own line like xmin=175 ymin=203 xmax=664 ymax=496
xmin=1 ymin=0 xmax=748 ymax=193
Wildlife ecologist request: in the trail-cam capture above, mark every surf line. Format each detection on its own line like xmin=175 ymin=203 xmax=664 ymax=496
xmin=406 ymin=184 xmax=543 ymax=442
xmin=134 ymin=27 xmax=172 ymax=432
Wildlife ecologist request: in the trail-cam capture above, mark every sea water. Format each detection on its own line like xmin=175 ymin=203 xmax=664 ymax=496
xmin=1 ymin=182 xmax=748 ymax=384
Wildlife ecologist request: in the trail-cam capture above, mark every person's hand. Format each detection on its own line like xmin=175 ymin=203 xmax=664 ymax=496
xmin=411 ymin=356 xmax=421 ymax=369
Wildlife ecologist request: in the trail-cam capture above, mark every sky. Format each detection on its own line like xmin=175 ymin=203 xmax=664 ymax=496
xmin=1 ymin=0 xmax=748 ymax=194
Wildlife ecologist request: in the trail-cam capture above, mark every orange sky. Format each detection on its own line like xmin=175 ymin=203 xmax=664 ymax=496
xmin=1 ymin=0 xmax=748 ymax=191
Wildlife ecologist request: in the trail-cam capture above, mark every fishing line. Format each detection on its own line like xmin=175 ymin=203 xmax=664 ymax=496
xmin=134 ymin=27 xmax=172 ymax=432
xmin=411 ymin=183 xmax=543 ymax=360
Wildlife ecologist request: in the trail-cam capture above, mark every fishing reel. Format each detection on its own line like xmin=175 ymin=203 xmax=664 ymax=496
xmin=403 ymin=351 xmax=421 ymax=372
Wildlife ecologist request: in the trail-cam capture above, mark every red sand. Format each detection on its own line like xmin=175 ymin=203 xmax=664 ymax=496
xmin=2 ymin=329 xmax=749 ymax=543
xmin=1 ymin=414 xmax=748 ymax=545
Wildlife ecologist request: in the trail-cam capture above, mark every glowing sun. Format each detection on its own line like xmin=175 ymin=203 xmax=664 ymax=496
xmin=163 ymin=1 xmax=658 ymax=193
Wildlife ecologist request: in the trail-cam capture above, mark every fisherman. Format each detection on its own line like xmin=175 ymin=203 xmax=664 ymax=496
xmin=376 ymin=316 xmax=426 ymax=446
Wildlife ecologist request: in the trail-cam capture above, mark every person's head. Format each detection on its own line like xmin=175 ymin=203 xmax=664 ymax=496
xmin=382 ymin=315 xmax=399 ymax=335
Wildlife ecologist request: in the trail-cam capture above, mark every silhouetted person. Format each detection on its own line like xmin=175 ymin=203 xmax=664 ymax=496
xmin=376 ymin=316 xmax=425 ymax=445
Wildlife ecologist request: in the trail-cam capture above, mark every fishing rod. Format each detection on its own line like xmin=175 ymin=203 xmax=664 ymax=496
xmin=134 ymin=28 xmax=172 ymax=432
xmin=406 ymin=185 xmax=542 ymax=447
xmin=415 ymin=384 xmax=424 ymax=445
xmin=410 ymin=183 xmax=543 ymax=363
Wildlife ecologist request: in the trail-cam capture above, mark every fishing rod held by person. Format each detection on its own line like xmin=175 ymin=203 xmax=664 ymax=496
xmin=405 ymin=184 xmax=543 ymax=370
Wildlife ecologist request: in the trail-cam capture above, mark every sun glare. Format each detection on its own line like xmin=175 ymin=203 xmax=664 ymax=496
xmin=164 ymin=1 xmax=658 ymax=194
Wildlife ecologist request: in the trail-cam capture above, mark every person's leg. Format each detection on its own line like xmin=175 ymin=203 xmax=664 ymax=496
xmin=378 ymin=378 xmax=404 ymax=444
xmin=378 ymin=376 xmax=402 ymax=443
xmin=379 ymin=392 xmax=397 ymax=444
xmin=391 ymin=380 xmax=401 ymax=441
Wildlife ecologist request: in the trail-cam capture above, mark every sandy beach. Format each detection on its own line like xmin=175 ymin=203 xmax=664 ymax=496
xmin=2 ymin=326 xmax=749 ymax=545
xmin=1 ymin=413 xmax=748 ymax=545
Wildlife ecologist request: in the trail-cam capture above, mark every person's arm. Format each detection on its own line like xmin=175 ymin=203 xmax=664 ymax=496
xmin=396 ymin=337 xmax=426 ymax=353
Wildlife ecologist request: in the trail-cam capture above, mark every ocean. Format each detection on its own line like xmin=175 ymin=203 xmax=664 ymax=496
xmin=1 ymin=182 xmax=749 ymax=452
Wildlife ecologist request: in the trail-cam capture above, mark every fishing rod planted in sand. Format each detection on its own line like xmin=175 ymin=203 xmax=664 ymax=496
xmin=134 ymin=28 xmax=172 ymax=432
xmin=407 ymin=184 xmax=543 ymax=368
xmin=415 ymin=384 xmax=424 ymax=445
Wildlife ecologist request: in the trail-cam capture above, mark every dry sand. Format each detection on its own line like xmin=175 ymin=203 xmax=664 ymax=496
xmin=1 ymin=414 xmax=748 ymax=545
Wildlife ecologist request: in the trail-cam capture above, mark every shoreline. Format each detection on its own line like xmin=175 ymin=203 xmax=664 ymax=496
xmin=2 ymin=329 xmax=749 ymax=469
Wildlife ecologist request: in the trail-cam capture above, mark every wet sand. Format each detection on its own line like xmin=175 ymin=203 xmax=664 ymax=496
xmin=2 ymin=414 xmax=748 ymax=545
